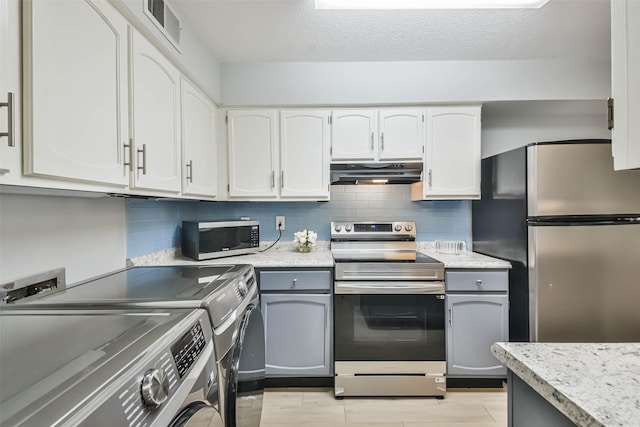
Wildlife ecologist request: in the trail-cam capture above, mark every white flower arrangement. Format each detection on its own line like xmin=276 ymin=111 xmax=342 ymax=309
xmin=293 ymin=229 xmax=317 ymax=248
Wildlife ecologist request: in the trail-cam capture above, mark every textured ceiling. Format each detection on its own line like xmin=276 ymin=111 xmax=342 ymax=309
xmin=170 ymin=0 xmax=610 ymax=63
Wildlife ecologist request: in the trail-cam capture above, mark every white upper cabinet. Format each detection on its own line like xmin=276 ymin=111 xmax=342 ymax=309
xmin=227 ymin=110 xmax=279 ymax=198
xmin=280 ymin=110 xmax=330 ymax=199
xmin=611 ymin=0 xmax=640 ymax=171
xmin=412 ymin=105 xmax=481 ymax=200
xmin=331 ymin=110 xmax=378 ymax=161
xmin=331 ymin=109 xmax=424 ymax=163
xmin=21 ymin=0 xmax=129 ymax=187
xmin=227 ymin=109 xmax=330 ymax=200
xmin=0 ymin=0 xmax=20 ymax=179
xmin=378 ymin=109 xmax=424 ymax=160
xmin=181 ymin=78 xmax=217 ymax=199
xmin=130 ymin=30 xmax=182 ymax=193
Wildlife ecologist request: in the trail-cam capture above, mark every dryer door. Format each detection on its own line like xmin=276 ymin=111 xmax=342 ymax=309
xmin=169 ymin=401 xmax=223 ymax=427
xmin=225 ymin=304 xmax=265 ymax=427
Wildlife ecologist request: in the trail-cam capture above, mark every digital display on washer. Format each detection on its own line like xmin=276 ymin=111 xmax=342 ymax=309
xmin=354 ymin=223 xmax=392 ymax=232
xmin=171 ymin=322 xmax=206 ymax=378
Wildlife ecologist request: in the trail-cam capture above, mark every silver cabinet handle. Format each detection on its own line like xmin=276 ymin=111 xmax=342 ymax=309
xmin=370 ymin=132 xmax=374 ymax=151
xmin=123 ymin=139 xmax=133 ymax=172
xmin=449 ymin=306 xmax=452 ymax=326
xmin=475 ymin=279 xmax=483 ymax=286
xmin=428 ymin=169 xmax=432 ymax=186
xmin=186 ymin=160 xmax=193 ymax=183
xmin=271 ymin=170 xmax=275 ymax=189
xmin=281 ymin=170 xmax=284 ymax=188
xmin=380 ymin=132 xmax=384 ymax=151
xmin=292 ymin=278 xmax=298 ymax=285
xmin=137 ymin=144 xmax=147 ymax=175
xmin=0 ymin=92 xmax=15 ymax=147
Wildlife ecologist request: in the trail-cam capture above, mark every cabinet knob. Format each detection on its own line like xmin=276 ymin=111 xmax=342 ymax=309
xmin=292 ymin=278 xmax=298 ymax=285
xmin=475 ymin=280 xmax=483 ymax=286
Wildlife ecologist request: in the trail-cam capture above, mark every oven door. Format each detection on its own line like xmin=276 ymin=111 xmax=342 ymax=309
xmin=334 ymin=282 xmax=445 ymax=362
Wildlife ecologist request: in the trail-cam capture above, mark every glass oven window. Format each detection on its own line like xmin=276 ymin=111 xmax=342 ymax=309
xmin=335 ymin=294 xmax=445 ymax=361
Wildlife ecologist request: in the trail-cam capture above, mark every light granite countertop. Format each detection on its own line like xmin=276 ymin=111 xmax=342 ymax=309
xmin=131 ymin=242 xmax=334 ymax=268
xmin=130 ymin=241 xmax=511 ymax=269
xmin=418 ymin=242 xmax=512 ymax=269
xmin=491 ymin=342 xmax=640 ymax=427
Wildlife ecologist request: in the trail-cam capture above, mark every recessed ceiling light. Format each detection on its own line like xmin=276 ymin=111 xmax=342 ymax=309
xmin=314 ymin=0 xmax=550 ymax=9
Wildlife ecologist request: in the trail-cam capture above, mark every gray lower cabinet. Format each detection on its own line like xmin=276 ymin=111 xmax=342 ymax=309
xmin=259 ymin=269 xmax=333 ymax=377
xmin=446 ymin=270 xmax=509 ymax=378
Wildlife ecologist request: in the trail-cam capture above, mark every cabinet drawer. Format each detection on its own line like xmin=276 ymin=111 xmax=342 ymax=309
xmin=260 ymin=270 xmax=331 ymax=291
xmin=446 ymin=270 xmax=508 ymax=292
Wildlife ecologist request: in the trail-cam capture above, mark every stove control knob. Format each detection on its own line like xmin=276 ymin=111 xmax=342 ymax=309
xmin=394 ymin=224 xmax=402 ymax=232
xmin=141 ymin=368 xmax=169 ymax=408
xmin=405 ymin=224 xmax=413 ymax=232
xmin=345 ymin=224 xmax=353 ymax=232
xmin=237 ymin=280 xmax=248 ymax=297
xmin=334 ymin=224 xmax=343 ymax=232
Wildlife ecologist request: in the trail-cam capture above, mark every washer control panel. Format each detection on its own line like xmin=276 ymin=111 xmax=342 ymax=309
xmin=171 ymin=322 xmax=206 ymax=378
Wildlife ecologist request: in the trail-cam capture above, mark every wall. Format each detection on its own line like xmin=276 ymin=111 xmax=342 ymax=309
xmin=0 ymin=194 xmax=126 ymax=284
xmin=126 ymin=185 xmax=471 ymax=258
xmin=111 ymin=0 xmax=221 ymax=102
xmin=481 ymin=100 xmax=611 ymax=158
xmin=220 ymin=60 xmax=610 ymax=107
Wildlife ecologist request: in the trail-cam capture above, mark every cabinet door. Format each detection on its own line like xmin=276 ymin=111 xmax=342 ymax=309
xmin=280 ymin=110 xmax=330 ymax=199
xmin=181 ymin=78 xmax=217 ymax=198
xmin=0 ymin=0 xmax=20 ymax=179
xmin=331 ymin=110 xmax=377 ymax=161
xmin=423 ymin=106 xmax=481 ymax=199
xmin=611 ymin=0 xmax=640 ymax=170
xmin=378 ymin=109 xmax=424 ymax=161
xmin=22 ymin=0 xmax=129 ymax=187
xmin=130 ymin=30 xmax=181 ymax=193
xmin=446 ymin=293 xmax=508 ymax=377
xmin=261 ymin=294 xmax=332 ymax=377
xmin=227 ymin=110 xmax=278 ymax=198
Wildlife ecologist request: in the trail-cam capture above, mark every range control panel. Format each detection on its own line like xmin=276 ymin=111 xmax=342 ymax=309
xmin=331 ymin=221 xmax=416 ymax=240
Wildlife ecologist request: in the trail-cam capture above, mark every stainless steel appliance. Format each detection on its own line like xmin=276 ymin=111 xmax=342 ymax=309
xmin=182 ymin=220 xmax=260 ymax=260
xmin=330 ymin=162 xmax=423 ymax=185
xmin=11 ymin=265 xmax=265 ymax=427
xmin=331 ymin=221 xmax=446 ymax=398
xmin=0 ymin=307 xmax=222 ymax=427
xmin=473 ymin=140 xmax=640 ymax=342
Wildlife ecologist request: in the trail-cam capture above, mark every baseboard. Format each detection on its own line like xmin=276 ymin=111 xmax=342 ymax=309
xmin=265 ymin=377 xmax=334 ymax=388
xmin=447 ymin=377 xmax=506 ymax=388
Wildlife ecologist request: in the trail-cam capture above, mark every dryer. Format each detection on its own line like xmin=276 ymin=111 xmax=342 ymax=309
xmin=0 ymin=307 xmax=222 ymax=427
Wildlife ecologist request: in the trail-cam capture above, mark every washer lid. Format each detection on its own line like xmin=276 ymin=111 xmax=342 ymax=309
xmin=0 ymin=307 xmax=204 ymax=427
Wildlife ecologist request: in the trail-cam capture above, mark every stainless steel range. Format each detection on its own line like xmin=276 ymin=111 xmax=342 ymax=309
xmin=331 ymin=221 xmax=446 ymax=398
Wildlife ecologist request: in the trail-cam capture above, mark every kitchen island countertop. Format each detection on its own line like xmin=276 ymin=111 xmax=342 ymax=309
xmin=130 ymin=241 xmax=511 ymax=269
xmin=491 ymin=342 xmax=640 ymax=427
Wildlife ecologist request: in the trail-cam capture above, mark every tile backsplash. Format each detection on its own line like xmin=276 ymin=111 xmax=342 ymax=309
xmin=126 ymin=185 xmax=471 ymax=258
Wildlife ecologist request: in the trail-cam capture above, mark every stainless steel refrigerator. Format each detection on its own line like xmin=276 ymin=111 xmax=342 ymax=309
xmin=472 ymin=140 xmax=640 ymax=342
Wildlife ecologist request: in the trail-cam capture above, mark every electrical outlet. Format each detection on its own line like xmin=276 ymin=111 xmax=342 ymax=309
xmin=276 ymin=216 xmax=285 ymax=231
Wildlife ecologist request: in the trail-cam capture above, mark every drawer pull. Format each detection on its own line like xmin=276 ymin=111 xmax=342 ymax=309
xmin=475 ymin=280 xmax=483 ymax=286
xmin=292 ymin=278 xmax=298 ymax=286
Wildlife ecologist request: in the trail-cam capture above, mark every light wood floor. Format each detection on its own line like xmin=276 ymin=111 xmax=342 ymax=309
xmin=259 ymin=387 xmax=508 ymax=427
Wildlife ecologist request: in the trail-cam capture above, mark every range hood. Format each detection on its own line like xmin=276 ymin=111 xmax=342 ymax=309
xmin=330 ymin=162 xmax=423 ymax=185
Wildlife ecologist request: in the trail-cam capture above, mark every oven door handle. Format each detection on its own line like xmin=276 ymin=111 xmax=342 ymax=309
xmin=335 ymin=281 xmax=444 ymax=294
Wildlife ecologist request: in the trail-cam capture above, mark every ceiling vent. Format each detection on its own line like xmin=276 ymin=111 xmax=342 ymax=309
xmin=146 ymin=0 xmax=181 ymax=50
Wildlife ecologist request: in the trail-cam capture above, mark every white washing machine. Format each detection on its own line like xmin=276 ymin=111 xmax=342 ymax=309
xmin=0 ymin=307 xmax=223 ymax=427
xmin=7 ymin=264 xmax=265 ymax=427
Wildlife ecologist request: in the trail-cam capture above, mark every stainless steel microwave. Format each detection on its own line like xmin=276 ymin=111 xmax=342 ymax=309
xmin=182 ymin=220 xmax=260 ymax=260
